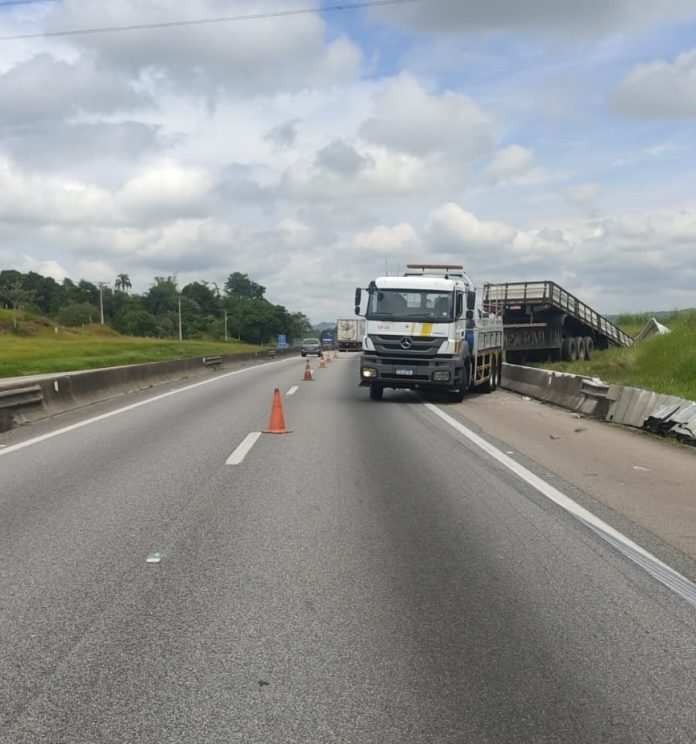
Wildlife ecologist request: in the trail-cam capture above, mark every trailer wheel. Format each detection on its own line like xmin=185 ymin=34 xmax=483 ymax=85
xmin=561 ymin=337 xmax=574 ymax=361
xmin=576 ymin=336 xmax=586 ymax=361
xmin=584 ymin=337 xmax=594 ymax=360
xmin=561 ymin=337 xmax=578 ymax=362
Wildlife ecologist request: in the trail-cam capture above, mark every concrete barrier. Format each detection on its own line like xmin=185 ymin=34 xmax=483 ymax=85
xmin=0 ymin=348 xmax=296 ymax=430
xmin=501 ymin=363 xmax=696 ymax=445
xmin=501 ymin=364 xmax=604 ymax=416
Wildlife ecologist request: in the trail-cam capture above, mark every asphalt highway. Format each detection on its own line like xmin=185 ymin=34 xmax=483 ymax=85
xmin=1 ymin=354 xmax=695 ymax=743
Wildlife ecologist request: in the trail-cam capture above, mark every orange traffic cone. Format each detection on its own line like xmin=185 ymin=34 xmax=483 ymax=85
xmin=303 ymin=359 xmax=314 ymax=381
xmin=319 ymin=356 xmax=327 ymax=369
xmin=325 ymin=353 xmax=332 ymax=363
xmin=263 ymin=388 xmax=292 ymax=434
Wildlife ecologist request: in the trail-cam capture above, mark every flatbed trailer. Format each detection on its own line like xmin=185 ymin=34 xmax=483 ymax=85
xmin=483 ymin=280 xmax=632 ymax=363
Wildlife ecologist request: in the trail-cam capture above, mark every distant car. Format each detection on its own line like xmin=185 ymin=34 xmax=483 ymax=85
xmin=300 ymin=337 xmax=322 ymax=357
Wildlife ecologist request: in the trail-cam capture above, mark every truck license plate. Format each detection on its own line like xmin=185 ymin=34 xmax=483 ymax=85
xmin=395 ymin=368 xmax=413 ymax=376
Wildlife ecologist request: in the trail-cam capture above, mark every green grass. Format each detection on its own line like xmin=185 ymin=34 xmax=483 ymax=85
xmin=541 ymin=310 xmax=696 ymax=400
xmin=0 ymin=310 xmax=264 ymax=378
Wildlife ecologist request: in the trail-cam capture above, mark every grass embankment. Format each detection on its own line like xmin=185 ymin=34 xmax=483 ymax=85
xmin=542 ymin=310 xmax=696 ymax=401
xmin=0 ymin=310 xmax=263 ymax=378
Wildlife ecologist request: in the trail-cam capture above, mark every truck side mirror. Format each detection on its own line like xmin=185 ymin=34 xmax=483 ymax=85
xmin=354 ymin=288 xmax=361 ymax=315
xmin=466 ymin=291 xmax=476 ymax=311
xmin=455 ymin=294 xmax=463 ymax=317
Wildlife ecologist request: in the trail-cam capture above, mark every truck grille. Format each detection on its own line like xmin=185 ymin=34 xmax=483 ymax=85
xmin=371 ymin=335 xmax=441 ymax=358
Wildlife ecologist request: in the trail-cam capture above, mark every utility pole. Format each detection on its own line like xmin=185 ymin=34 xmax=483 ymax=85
xmin=178 ymin=295 xmax=183 ymax=340
xmin=224 ymin=308 xmax=228 ymax=342
xmin=97 ymin=282 xmax=107 ymax=324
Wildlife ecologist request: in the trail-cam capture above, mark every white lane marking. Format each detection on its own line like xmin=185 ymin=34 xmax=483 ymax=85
xmin=425 ymin=402 xmax=696 ymax=608
xmin=226 ymin=432 xmax=261 ymax=465
xmin=286 ymin=386 xmax=299 ymax=396
xmin=0 ymin=357 xmax=295 ymax=458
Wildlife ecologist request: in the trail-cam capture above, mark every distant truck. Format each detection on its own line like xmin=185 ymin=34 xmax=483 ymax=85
xmin=336 ymin=318 xmax=366 ymax=351
xmin=483 ymin=280 xmax=633 ymax=364
xmin=356 ymin=264 xmax=503 ymax=401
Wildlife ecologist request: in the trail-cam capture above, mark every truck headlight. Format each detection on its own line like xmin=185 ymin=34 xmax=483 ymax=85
xmin=432 ymin=370 xmax=451 ymax=381
xmin=361 ymin=367 xmax=377 ymax=378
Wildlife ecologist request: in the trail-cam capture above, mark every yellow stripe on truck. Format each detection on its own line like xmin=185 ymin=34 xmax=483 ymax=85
xmin=420 ymin=323 xmax=432 ymax=337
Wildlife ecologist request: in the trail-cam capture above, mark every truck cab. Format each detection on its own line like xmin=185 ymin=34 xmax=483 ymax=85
xmin=356 ymin=264 xmax=503 ymax=401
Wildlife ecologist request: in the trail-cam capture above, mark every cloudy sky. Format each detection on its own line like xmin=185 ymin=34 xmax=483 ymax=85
xmin=1 ymin=0 xmax=695 ymax=322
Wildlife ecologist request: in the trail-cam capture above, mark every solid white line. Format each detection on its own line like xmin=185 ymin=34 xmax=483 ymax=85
xmin=0 ymin=357 xmax=295 ymax=458
xmin=425 ymin=402 xmax=696 ymax=608
xmin=226 ymin=432 xmax=261 ymax=465
xmin=286 ymin=386 xmax=299 ymax=396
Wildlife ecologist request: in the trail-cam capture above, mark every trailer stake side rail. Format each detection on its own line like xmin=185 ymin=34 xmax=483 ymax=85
xmin=483 ymin=281 xmax=633 ymax=348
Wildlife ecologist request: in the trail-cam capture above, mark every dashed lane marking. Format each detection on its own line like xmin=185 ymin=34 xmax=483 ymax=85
xmin=226 ymin=432 xmax=262 ymax=465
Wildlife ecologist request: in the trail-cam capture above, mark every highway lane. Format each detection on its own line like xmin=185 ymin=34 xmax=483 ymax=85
xmin=1 ymin=354 xmax=695 ymax=742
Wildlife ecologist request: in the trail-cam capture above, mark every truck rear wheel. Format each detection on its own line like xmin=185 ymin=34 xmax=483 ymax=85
xmin=480 ymin=356 xmax=498 ymax=394
xmin=369 ymin=383 xmax=384 ymax=400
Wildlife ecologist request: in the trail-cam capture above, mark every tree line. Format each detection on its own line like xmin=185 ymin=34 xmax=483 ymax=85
xmin=0 ymin=269 xmax=314 ymax=345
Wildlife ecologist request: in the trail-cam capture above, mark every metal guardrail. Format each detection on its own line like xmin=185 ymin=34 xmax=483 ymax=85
xmin=0 ymin=384 xmax=44 ymax=409
xmin=484 ymin=281 xmax=633 ymax=347
xmin=0 ymin=384 xmax=44 ymax=431
xmin=201 ymin=355 xmax=222 ymax=367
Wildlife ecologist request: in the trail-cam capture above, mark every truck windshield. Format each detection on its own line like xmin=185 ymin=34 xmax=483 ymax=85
xmin=366 ymin=289 xmax=453 ymax=321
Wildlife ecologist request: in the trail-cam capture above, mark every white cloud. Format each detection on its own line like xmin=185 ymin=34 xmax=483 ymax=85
xmin=612 ymin=48 xmax=696 ymax=118
xmin=359 ymin=75 xmax=495 ymax=162
xmin=0 ymin=157 xmax=115 ymax=225
xmin=0 ymin=53 xmax=150 ymax=125
xmin=116 ymin=164 xmax=214 ymax=222
xmin=353 ymin=223 xmax=421 ymax=256
xmin=44 ymin=0 xmax=362 ymax=99
xmin=0 ymin=250 xmax=68 ymax=282
xmin=563 ymin=183 xmax=602 ymax=203
xmin=281 ymin=145 xmax=446 ymax=201
xmin=425 ymin=203 xmax=516 ymax=253
xmin=482 ymin=145 xmax=535 ymax=184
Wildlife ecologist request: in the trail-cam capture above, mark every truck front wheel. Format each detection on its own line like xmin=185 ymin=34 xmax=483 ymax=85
xmin=447 ymin=361 xmax=470 ymax=402
xmin=369 ymin=383 xmax=384 ymax=400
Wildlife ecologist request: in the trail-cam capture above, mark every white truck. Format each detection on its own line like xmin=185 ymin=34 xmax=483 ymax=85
xmin=355 ymin=264 xmax=504 ymax=401
xmin=336 ymin=318 xmax=366 ymax=351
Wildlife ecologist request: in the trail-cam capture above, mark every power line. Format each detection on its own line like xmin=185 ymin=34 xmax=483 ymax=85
xmin=0 ymin=0 xmax=420 ymax=42
xmin=0 ymin=0 xmax=58 ymax=6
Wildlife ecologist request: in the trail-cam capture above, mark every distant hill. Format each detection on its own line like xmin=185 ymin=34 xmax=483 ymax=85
xmin=313 ymin=322 xmax=336 ymax=331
